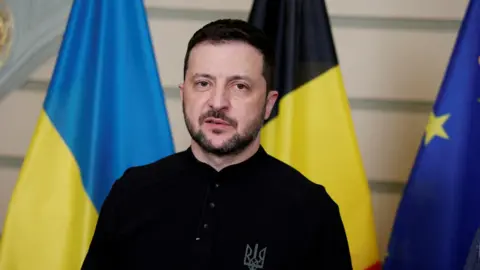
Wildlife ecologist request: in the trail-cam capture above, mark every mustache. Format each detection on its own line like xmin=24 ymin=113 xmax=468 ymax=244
xmin=199 ymin=110 xmax=238 ymax=128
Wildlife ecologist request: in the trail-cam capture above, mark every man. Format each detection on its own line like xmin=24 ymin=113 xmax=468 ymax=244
xmin=82 ymin=19 xmax=352 ymax=269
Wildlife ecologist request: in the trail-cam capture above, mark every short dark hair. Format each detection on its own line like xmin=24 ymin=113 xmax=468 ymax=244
xmin=183 ymin=19 xmax=275 ymax=91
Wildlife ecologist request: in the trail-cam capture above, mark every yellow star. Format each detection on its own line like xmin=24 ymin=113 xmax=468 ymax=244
xmin=424 ymin=112 xmax=450 ymax=145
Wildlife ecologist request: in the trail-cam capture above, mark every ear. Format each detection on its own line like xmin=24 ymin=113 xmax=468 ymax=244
xmin=179 ymin=82 xmax=185 ymax=102
xmin=264 ymin=90 xmax=279 ymax=120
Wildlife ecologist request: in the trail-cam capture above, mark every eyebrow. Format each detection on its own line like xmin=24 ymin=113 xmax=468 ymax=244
xmin=192 ymin=73 xmax=215 ymax=80
xmin=192 ymin=73 xmax=253 ymax=83
xmin=228 ymin=75 xmax=253 ymax=83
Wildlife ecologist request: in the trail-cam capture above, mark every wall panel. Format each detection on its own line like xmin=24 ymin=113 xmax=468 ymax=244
xmin=371 ymin=192 xmax=402 ymax=259
xmin=0 ymin=90 xmax=45 ymax=156
xmin=352 ymin=110 xmax=428 ymax=182
xmin=0 ymin=168 xmax=19 ymax=233
xmin=164 ymin=96 xmax=190 ymax=152
xmin=29 ymin=57 xmax=57 ymax=82
xmin=333 ymin=27 xmax=456 ymax=101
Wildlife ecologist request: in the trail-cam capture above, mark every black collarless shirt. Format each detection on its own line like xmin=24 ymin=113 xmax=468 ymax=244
xmin=82 ymin=146 xmax=352 ymax=270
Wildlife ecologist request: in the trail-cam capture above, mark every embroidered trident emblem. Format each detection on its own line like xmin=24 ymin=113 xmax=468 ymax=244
xmin=244 ymin=243 xmax=267 ymax=270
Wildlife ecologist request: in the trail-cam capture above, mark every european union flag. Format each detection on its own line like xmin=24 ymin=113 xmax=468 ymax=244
xmin=383 ymin=0 xmax=480 ymax=269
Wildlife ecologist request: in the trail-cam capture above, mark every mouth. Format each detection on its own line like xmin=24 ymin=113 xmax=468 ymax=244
xmin=204 ymin=117 xmax=230 ymax=126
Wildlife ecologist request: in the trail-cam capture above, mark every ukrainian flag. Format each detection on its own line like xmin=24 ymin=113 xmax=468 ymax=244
xmin=0 ymin=0 xmax=174 ymax=268
xmin=248 ymin=0 xmax=381 ymax=269
xmin=384 ymin=0 xmax=480 ymax=269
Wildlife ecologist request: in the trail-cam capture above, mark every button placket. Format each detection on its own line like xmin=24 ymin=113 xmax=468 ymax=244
xmin=191 ymin=177 xmax=220 ymax=267
xmin=195 ymin=177 xmax=220 ymax=244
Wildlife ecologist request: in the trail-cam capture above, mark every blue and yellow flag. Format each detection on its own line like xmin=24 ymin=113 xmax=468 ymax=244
xmin=0 ymin=0 xmax=174 ymax=268
xmin=383 ymin=0 xmax=480 ymax=269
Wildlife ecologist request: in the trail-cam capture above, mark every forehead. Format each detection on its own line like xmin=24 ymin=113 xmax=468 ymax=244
xmin=187 ymin=41 xmax=264 ymax=79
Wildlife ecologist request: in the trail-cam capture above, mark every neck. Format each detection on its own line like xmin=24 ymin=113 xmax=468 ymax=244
xmin=190 ymin=138 xmax=261 ymax=171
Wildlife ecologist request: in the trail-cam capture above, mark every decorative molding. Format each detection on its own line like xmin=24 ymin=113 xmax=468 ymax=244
xmin=0 ymin=154 xmax=22 ymax=168
xmin=369 ymin=180 xmax=405 ymax=194
xmin=330 ymin=15 xmax=460 ymax=32
xmin=348 ymin=97 xmax=433 ymax=113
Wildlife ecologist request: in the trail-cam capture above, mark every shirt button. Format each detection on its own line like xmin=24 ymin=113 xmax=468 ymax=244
xmin=203 ymin=224 xmax=209 ymax=229
xmin=215 ymin=183 xmax=220 ymax=188
xmin=209 ymin=202 xmax=215 ymax=208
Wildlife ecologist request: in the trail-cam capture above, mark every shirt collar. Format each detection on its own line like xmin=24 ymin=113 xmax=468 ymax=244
xmin=183 ymin=145 xmax=268 ymax=175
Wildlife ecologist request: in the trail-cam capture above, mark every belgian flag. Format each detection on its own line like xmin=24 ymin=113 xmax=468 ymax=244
xmin=248 ymin=0 xmax=381 ymax=269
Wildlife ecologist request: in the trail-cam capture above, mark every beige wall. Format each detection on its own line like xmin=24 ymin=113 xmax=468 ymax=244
xmin=0 ymin=0 xmax=470 ymax=260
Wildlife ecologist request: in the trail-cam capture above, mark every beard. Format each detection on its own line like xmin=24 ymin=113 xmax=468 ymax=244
xmin=183 ymin=102 xmax=266 ymax=157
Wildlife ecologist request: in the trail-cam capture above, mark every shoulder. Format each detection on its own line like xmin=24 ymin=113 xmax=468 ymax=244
xmin=100 ymin=150 xmax=191 ymax=213
xmin=262 ymin=152 xmax=339 ymax=212
xmin=113 ymin=149 xmax=190 ymax=190
xmin=261 ymin=153 xmax=346 ymax=240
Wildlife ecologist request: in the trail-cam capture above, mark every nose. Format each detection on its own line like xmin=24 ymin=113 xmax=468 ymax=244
xmin=207 ymin=86 xmax=230 ymax=111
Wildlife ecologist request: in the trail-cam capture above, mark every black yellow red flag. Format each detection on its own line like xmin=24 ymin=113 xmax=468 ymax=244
xmin=248 ymin=1 xmax=381 ymax=269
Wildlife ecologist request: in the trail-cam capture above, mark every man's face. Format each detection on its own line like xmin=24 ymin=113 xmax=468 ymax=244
xmin=180 ymin=41 xmax=278 ymax=156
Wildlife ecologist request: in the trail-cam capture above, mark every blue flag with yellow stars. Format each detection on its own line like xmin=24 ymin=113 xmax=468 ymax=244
xmin=383 ymin=0 xmax=480 ymax=269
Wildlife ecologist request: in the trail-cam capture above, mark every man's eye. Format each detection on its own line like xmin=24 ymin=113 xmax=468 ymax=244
xmin=195 ymin=81 xmax=210 ymax=88
xmin=235 ymin=84 xmax=249 ymax=90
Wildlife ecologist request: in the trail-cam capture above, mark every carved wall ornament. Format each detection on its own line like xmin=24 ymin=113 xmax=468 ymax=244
xmin=0 ymin=0 xmax=13 ymax=71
